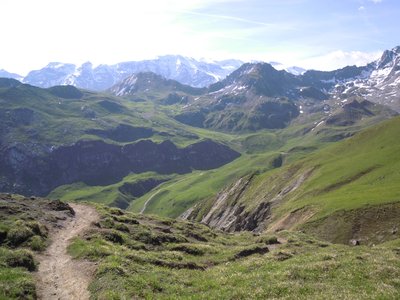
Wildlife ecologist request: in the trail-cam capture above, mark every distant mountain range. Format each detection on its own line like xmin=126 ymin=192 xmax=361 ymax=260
xmin=0 ymin=69 xmax=23 ymax=81
xmin=16 ymin=56 xmax=244 ymax=90
xmin=0 ymin=56 xmax=308 ymax=91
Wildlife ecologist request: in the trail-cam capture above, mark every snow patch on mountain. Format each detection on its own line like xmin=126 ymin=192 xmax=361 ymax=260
xmin=269 ymin=62 xmax=307 ymax=75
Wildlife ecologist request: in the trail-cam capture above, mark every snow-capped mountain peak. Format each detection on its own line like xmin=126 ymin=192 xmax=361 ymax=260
xmin=22 ymin=56 xmax=244 ymax=90
xmin=330 ymin=46 xmax=400 ymax=111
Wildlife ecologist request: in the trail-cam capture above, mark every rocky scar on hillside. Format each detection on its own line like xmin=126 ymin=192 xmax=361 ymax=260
xmin=183 ymin=168 xmax=313 ymax=233
xmin=0 ymin=139 xmax=240 ymax=197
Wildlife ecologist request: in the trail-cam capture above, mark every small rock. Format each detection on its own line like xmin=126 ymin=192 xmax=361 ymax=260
xmin=350 ymin=239 xmax=360 ymax=246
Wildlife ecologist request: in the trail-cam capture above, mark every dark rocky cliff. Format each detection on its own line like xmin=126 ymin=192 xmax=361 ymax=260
xmin=0 ymin=139 xmax=240 ymax=196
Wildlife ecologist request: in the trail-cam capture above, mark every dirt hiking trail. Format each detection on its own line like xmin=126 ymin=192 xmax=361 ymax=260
xmin=36 ymin=203 xmax=99 ymax=300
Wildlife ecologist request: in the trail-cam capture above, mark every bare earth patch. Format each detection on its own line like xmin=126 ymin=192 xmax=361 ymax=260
xmin=35 ymin=204 xmax=99 ymax=300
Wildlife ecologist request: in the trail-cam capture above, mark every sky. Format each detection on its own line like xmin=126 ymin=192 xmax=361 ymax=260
xmin=0 ymin=0 xmax=399 ymax=75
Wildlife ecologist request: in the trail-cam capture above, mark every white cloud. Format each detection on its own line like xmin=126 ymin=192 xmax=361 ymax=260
xmin=358 ymin=6 xmax=366 ymax=11
xmin=297 ymin=50 xmax=382 ymax=71
xmin=370 ymin=0 xmax=383 ymax=3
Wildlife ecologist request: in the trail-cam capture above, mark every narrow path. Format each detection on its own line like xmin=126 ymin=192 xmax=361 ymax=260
xmin=35 ymin=203 xmax=99 ymax=300
xmin=140 ymin=189 xmax=164 ymax=214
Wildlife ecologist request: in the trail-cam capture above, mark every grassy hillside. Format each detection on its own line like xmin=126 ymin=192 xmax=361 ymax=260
xmin=68 ymin=204 xmax=400 ymax=299
xmin=269 ymin=115 xmax=400 ymax=225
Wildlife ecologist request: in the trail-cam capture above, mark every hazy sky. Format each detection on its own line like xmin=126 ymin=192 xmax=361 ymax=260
xmin=1 ymin=0 xmax=399 ymax=75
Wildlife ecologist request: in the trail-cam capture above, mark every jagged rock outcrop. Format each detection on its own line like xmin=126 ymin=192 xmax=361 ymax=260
xmin=183 ymin=175 xmax=272 ymax=232
xmin=0 ymin=139 xmax=240 ymax=196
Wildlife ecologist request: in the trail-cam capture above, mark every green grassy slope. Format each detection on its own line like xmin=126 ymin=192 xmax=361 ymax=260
xmin=273 ymin=115 xmax=400 ymax=221
xmin=187 ymin=116 xmax=400 ymax=243
xmin=68 ymin=204 xmax=400 ymax=299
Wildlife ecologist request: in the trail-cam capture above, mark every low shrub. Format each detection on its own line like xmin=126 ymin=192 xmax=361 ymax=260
xmin=30 ymin=236 xmax=46 ymax=251
xmin=5 ymin=249 xmax=36 ymax=271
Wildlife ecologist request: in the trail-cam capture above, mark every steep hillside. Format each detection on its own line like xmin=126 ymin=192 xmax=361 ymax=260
xmin=2 ymin=138 xmax=239 ymax=197
xmin=184 ymin=116 xmax=400 ymax=245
